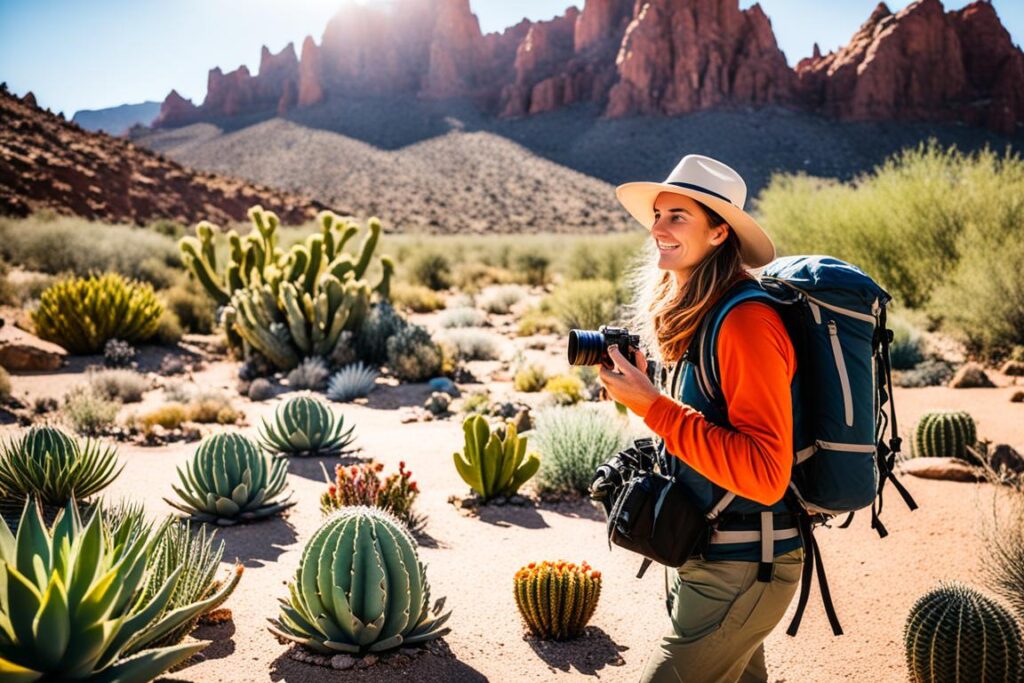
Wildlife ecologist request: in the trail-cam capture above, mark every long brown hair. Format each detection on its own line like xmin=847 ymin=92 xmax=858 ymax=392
xmin=628 ymin=202 xmax=752 ymax=365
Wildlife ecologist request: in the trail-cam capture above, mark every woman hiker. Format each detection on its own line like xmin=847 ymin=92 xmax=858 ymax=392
xmin=598 ymin=154 xmax=803 ymax=683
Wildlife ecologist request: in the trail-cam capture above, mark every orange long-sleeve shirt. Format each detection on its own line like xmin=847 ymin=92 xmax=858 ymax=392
xmin=641 ymin=301 xmax=796 ymax=506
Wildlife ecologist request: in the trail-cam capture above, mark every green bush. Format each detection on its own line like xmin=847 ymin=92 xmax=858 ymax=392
xmin=888 ymin=314 xmax=926 ymax=370
xmin=408 ymin=251 xmax=452 ymax=291
xmin=86 ymin=368 xmax=149 ymax=403
xmin=391 ymin=281 xmax=446 ymax=313
xmin=478 ymin=285 xmax=526 ymax=315
xmin=161 ymin=280 xmax=216 ymax=334
xmin=0 ymin=215 xmax=180 ymax=280
xmin=63 ymin=385 xmax=120 ymax=435
xmin=531 ymin=405 xmax=631 ymax=495
xmin=33 ymin=272 xmax=164 ymax=353
xmin=387 ymin=323 xmax=443 ymax=382
xmin=547 ymin=279 xmax=620 ymax=331
xmin=514 ymin=364 xmax=548 ymax=392
xmin=439 ymin=307 xmax=487 ymax=329
xmin=439 ymin=328 xmax=502 ymax=361
xmin=544 ymin=374 xmax=585 ymax=405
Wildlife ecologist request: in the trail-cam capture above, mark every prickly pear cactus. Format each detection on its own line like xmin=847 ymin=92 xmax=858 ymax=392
xmin=513 ymin=560 xmax=601 ymax=641
xmin=913 ymin=410 xmax=978 ymax=461
xmin=905 ymin=582 xmax=1022 ymax=683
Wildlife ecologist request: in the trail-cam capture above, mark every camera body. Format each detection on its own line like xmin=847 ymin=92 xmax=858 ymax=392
xmin=567 ymin=325 xmax=641 ymax=368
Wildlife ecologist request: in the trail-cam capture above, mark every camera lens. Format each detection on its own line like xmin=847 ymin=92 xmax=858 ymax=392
xmin=568 ymin=329 xmax=605 ymax=366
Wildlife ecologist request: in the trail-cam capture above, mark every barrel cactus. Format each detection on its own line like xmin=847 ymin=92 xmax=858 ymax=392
xmin=913 ymin=410 xmax=978 ymax=461
xmin=0 ymin=425 xmax=121 ymax=505
xmin=453 ymin=415 xmax=539 ymax=502
xmin=258 ymin=394 xmax=356 ymax=457
xmin=166 ymin=432 xmax=293 ymax=525
xmin=905 ymin=582 xmax=1022 ymax=682
xmin=32 ymin=272 xmax=164 ymax=354
xmin=0 ymin=499 xmax=235 ymax=682
xmin=268 ymin=506 xmax=451 ymax=654
xmin=513 ymin=560 xmax=602 ymax=640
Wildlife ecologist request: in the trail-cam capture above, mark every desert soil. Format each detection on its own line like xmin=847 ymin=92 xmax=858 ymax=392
xmin=3 ymin=324 xmax=1022 ymax=683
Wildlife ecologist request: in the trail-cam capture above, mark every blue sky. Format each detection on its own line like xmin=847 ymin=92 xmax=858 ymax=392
xmin=2 ymin=0 xmax=1021 ymax=116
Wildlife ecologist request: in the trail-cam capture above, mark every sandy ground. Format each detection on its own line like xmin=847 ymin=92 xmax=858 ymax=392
xmin=3 ymin=331 xmax=1022 ymax=683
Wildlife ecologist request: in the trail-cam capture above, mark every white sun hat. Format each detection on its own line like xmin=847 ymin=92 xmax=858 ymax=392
xmin=615 ymin=154 xmax=776 ymax=268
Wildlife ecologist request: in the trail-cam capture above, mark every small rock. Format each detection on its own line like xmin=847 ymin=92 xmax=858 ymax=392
xmin=948 ymin=362 xmax=995 ymax=388
xmin=513 ymin=407 xmax=532 ymax=433
xmin=0 ymin=342 xmax=65 ymax=372
xmin=399 ymin=647 xmax=419 ymax=657
xmin=1001 ymin=360 xmax=1024 ymax=376
xmin=330 ymin=654 xmax=356 ymax=670
xmin=1011 ymin=390 xmax=1024 ymax=403
xmin=428 ymin=377 xmax=460 ymax=397
xmin=899 ymin=456 xmax=983 ymax=482
xmin=492 ymin=496 xmax=507 ymax=506
xmin=355 ymin=654 xmax=378 ymax=668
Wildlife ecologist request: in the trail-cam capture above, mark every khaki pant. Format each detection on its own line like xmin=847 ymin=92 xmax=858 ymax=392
xmin=639 ymin=548 xmax=804 ymax=683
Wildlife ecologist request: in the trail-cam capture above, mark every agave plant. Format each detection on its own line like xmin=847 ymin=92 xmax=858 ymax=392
xmin=326 ymin=362 xmax=379 ymax=402
xmin=0 ymin=425 xmax=121 ymax=506
xmin=258 ymin=395 xmax=356 ymax=457
xmin=268 ymin=506 xmax=451 ymax=655
xmin=0 ymin=498 xmax=235 ymax=682
xmin=166 ymin=432 xmax=294 ymax=525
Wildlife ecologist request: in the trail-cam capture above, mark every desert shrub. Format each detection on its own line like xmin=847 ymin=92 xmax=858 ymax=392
xmin=894 ymin=358 xmax=955 ymax=388
xmin=514 ymin=364 xmax=548 ymax=392
xmin=356 ymin=301 xmax=408 ymax=365
xmin=187 ymin=391 xmax=240 ymax=424
xmin=386 ymin=323 xmax=443 ymax=382
xmin=86 ymin=368 xmax=149 ymax=403
xmin=103 ymin=338 xmax=137 ymax=367
xmin=391 ymin=281 xmax=446 ymax=313
xmin=320 ymin=460 xmax=422 ymax=531
xmin=514 ymin=251 xmax=550 ymax=286
xmin=460 ymin=390 xmax=491 ymax=415
xmin=154 ymin=308 xmax=184 ymax=346
xmin=0 ymin=367 xmax=10 ymax=402
xmin=137 ymin=403 xmax=189 ymax=430
xmin=478 ymin=285 xmax=526 ymax=314
xmin=567 ymin=239 xmax=637 ymax=284
xmin=9 ymin=270 xmax=56 ymax=306
xmin=517 ymin=308 xmax=565 ymax=336
xmin=532 ymin=405 xmax=631 ymax=495
xmin=438 ymin=328 xmax=502 ymax=361
xmin=453 ymin=262 xmax=515 ymax=293
xmin=162 ymin=280 xmax=216 ymax=334
xmin=163 ymin=379 xmax=195 ymax=403
xmin=135 ymin=256 xmax=180 ymax=289
xmin=247 ymin=378 xmax=275 ymax=401
xmin=0 ymin=215 xmax=180 ymax=280
xmin=986 ymin=494 xmax=1024 ymax=622
xmin=439 ymin=307 xmax=487 ymax=329
xmin=33 ymin=273 xmax=163 ymax=353
xmin=408 ymin=251 xmax=451 ymax=290
xmin=63 ymin=386 xmax=120 ymax=435
xmin=888 ymin=314 xmax=926 ymax=370
xmin=286 ymin=356 xmax=330 ymax=390
xmin=547 ymin=279 xmax=619 ymax=331
xmin=544 ymin=374 xmax=585 ymax=405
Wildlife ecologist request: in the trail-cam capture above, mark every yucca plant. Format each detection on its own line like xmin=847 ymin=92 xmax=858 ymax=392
xmin=904 ymin=582 xmax=1022 ymax=682
xmin=513 ymin=560 xmax=602 ymax=640
xmin=326 ymin=362 xmax=379 ymax=402
xmin=258 ymin=394 xmax=356 ymax=457
xmin=0 ymin=498 xmax=234 ymax=682
xmin=912 ymin=410 xmax=978 ymax=461
xmin=166 ymin=432 xmax=294 ymax=525
xmin=0 ymin=425 xmax=121 ymax=506
xmin=268 ymin=506 xmax=451 ymax=655
xmin=453 ymin=415 xmax=539 ymax=502
xmin=32 ymin=272 xmax=164 ymax=354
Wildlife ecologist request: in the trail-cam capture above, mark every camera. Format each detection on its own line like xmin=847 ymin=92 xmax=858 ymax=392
xmin=567 ymin=325 xmax=640 ymax=368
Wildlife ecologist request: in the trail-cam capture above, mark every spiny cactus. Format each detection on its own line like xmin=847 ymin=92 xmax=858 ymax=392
xmin=904 ymin=582 xmax=1022 ymax=683
xmin=268 ymin=506 xmax=451 ymax=655
xmin=320 ymin=460 xmax=421 ymax=531
xmin=453 ymin=415 xmax=539 ymax=502
xmin=32 ymin=272 xmax=163 ymax=354
xmin=913 ymin=410 xmax=978 ymax=461
xmin=180 ymin=206 xmax=393 ymax=369
xmin=258 ymin=394 xmax=356 ymax=457
xmin=0 ymin=425 xmax=121 ymax=505
xmin=327 ymin=362 xmax=379 ymax=402
xmin=166 ymin=432 xmax=293 ymax=525
xmin=513 ymin=560 xmax=602 ymax=641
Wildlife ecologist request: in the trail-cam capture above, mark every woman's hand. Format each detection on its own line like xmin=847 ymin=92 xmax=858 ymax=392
xmin=598 ymin=346 xmax=661 ymax=418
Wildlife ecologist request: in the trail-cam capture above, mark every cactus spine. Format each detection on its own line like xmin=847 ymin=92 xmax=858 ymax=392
xmin=904 ymin=582 xmax=1022 ymax=682
xmin=453 ymin=415 xmax=540 ymax=502
xmin=513 ymin=560 xmax=601 ymax=640
xmin=913 ymin=410 xmax=978 ymax=461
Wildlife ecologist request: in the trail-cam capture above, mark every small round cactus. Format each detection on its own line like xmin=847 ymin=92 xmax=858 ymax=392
xmin=905 ymin=582 xmax=1022 ymax=683
xmin=258 ymin=394 xmax=356 ymax=457
xmin=912 ymin=410 xmax=978 ymax=461
xmin=513 ymin=560 xmax=602 ymax=641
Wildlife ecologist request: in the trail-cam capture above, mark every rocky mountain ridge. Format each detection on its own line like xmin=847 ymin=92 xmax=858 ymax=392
xmin=153 ymin=0 xmax=1024 ymax=134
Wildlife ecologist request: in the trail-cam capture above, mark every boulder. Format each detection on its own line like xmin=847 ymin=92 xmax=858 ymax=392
xmin=0 ymin=323 xmax=65 ymax=372
xmin=948 ymin=361 xmax=995 ymax=388
xmin=1000 ymin=359 xmax=1024 ymax=376
xmin=899 ymin=456 xmax=983 ymax=482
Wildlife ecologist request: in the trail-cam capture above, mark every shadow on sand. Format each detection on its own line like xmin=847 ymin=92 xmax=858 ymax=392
xmin=269 ymin=644 xmax=489 ymax=683
xmin=474 ymin=502 xmax=549 ymax=530
xmin=527 ymin=625 xmax=629 ymax=676
xmin=217 ymin=514 xmax=298 ymax=568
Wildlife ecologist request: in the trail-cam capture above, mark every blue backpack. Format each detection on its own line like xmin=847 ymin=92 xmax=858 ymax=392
xmin=689 ymin=255 xmax=918 ymax=636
